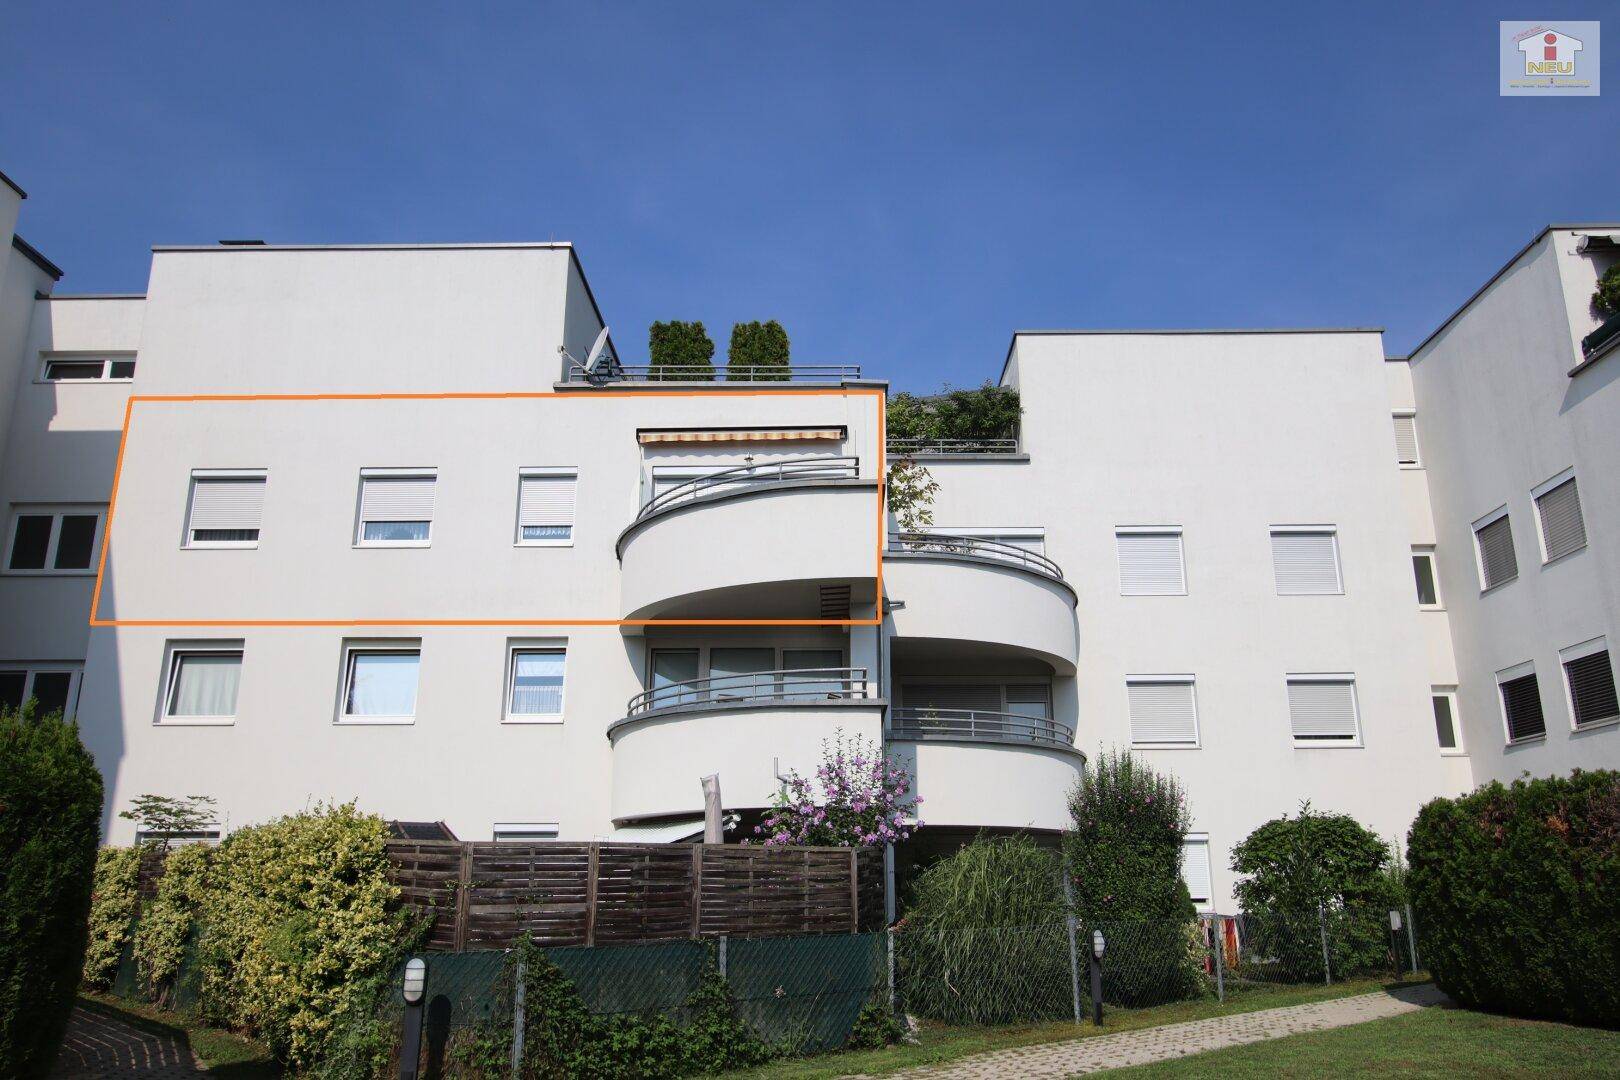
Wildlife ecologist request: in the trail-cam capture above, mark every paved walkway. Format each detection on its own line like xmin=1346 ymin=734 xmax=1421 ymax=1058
xmin=870 ymin=983 xmax=1449 ymax=1078
xmin=50 ymin=1001 xmax=204 ymax=1079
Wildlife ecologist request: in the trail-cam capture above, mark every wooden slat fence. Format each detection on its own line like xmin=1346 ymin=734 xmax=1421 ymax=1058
xmin=386 ymin=841 xmax=883 ymax=950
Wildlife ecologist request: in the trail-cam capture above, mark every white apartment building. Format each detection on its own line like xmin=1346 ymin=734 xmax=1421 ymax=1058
xmin=1 ymin=173 xmax=1615 ymax=909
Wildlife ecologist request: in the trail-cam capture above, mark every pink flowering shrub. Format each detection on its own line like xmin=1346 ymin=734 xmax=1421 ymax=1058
xmin=749 ymin=732 xmax=920 ymax=847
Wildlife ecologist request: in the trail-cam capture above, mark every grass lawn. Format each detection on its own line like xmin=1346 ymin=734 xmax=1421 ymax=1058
xmin=721 ymin=974 xmax=1432 ymax=1079
xmin=1110 ymin=1003 xmax=1620 ymax=1078
xmin=78 ymin=993 xmax=281 ymax=1077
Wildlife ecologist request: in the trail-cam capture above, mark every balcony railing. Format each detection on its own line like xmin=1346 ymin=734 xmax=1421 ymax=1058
xmin=625 ymin=667 xmax=872 ymax=718
xmin=890 ymin=707 xmax=1077 ymax=752
xmin=888 ymin=532 xmax=1065 ymax=582
xmin=567 ymin=361 xmax=862 ymax=384
xmin=1581 ymin=311 xmax=1620 ymax=362
xmin=886 ymin=437 xmax=1019 ymax=456
xmin=638 ymin=456 xmax=861 ymax=521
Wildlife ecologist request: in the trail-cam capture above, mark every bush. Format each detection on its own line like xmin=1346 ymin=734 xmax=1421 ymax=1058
xmin=0 ymin=702 xmax=104 ymax=1078
xmin=1064 ymin=750 xmax=1200 ymax=1005
xmin=194 ymin=802 xmax=405 ymax=1070
xmin=133 ymin=842 xmax=211 ymax=1005
xmin=727 ymin=320 xmax=790 ymax=381
xmin=885 ymin=383 xmax=1021 ymax=444
xmin=1407 ymin=770 xmax=1620 ymax=1027
xmin=1594 ymin=264 xmax=1620 ymax=317
xmin=845 ymin=997 xmax=904 ymax=1050
xmin=648 ymin=321 xmax=716 ymax=381
xmin=82 ymin=846 xmax=142 ymax=991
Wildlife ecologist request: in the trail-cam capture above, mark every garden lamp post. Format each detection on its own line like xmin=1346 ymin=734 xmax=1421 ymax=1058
xmin=400 ymin=956 xmax=428 ymax=1080
xmin=1090 ymin=930 xmax=1105 ymax=1026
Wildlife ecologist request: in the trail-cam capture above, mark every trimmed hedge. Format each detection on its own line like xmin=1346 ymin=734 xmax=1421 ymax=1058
xmin=0 ymin=703 xmax=104 ymax=1078
xmin=648 ymin=321 xmax=716 ymax=381
xmin=83 ymin=846 xmax=142 ymax=991
xmin=1407 ymin=769 xmax=1620 ymax=1027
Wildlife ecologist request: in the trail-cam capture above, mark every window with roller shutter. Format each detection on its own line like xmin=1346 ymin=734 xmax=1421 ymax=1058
xmin=185 ymin=472 xmax=266 ymax=547
xmin=1392 ymin=412 xmax=1420 ymax=466
xmin=1116 ymin=528 xmax=1186 ymax=595
xmin=1270 ymin=529 xmax=1342 ymax=595
xmin=1181 ymin=838 xmax=1213 ymax=908
xmin=1534 ymin=474 xmax=1586 ymax=563
xmin=1498 ymin=669 xmax=1545 ymax=743
xmin=1286 ymin=676 xmax=1361 ymax=745
xmin=1128 ymin=678 xmax=1199 ymax=746
xmin=1560 ymin=641 xmax=1618 ymax=730
xmin=1473 ymin=510 xmax=1517 ymax=590
xmin=517 ymin=469 xmax=577 ymax=544
xmin=356 ymin=471 xmax=436 ymax=545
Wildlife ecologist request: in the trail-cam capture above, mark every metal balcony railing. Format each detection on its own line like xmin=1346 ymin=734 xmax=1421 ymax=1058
xmin=566 ymin=361 xmax=862 ymax=384
xmin=625 ymin=667 xmax=872 ymax=718
xmin=637 ymin=456 xmax=860 ymax=520
xmin=890 ymin=707 xmax=1077 ymax=751
xmin=886 ymin=437 xmax=1019 ymax=455
xmin=1581 ymin=311 xmax=1620 ymax=361
xmin=888 ymin=532 xmax=1066 ymax=582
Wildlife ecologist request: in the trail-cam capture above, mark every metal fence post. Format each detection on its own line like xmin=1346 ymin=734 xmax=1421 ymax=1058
xmin=1317 ymin=904 xmax=1332 ymax=985
xmin=1211 ymin=917 xmax=1225 ymax=1003
xmin=1405 ymin=903 xmax=1419 ymax=974
xmin=1060 ymin=865 xmax=1083 ymax=1025
xmin=886 ymin=927 xmax=897 ymax=1014
xmin=509 ymin=954 xmax=526 ymax=1080
xmin=718 ymin=934 xmax=728 ymax=980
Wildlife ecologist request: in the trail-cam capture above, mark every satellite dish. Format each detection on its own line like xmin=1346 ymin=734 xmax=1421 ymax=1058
xmin=584 ymin=325 xmax=612 ymax=368
xmin=582 ymin=326 xmax=621 ymax=385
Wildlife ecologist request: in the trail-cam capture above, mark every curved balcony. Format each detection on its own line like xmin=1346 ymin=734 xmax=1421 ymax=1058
xmin=889 ymin=707 xmax=1079 ymax=754
xmin=883 ymin=533 xmax=1078 ymax=674
xmin=609 ymin=668 xmax=884 ymax=821
xmin=619 ymin=457 xmax=879 ymax=620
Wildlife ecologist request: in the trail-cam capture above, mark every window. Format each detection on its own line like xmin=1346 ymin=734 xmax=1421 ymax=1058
xmin=1270 ymin=529 xmax=1343 ymax=595
xmin=1473 ymin=509 xmax=1517 ymax=591
xmin=0 ymin=666 xmax=82 ymax=717
xmin=1127 ymin=677 xmax=1199 ymax=747
xmin=5 ymin=507 xmax=103 ymax=573
xmin=517 ymin=469 xmax=577 ymax=545
xmin=1431 ymin=688 xmax=1461 ymax=752
xmin=783 ymin=648 xmax=846 ymax=696
xmin=1561 ymin=638 xmax=1619 ymax=730
xmin=1497 ymin=665 xmax=1545 ymax=743
xmin=1412 ymin=547 xmax=1441 ymax=607
xmin=41 ymin=355 xmax=136 ymax=381
xmin=1181 ymin=837 xmax=1213 ymax=910
xmin=161 ymin=644 xmax=243 ymax=724
xmin=493 ymin=823 xmax=560 ymax=842
xmin=135 ymin=829 xmax=220 ymax=846
xmin=1005 ymin=684 xmax=1053 ymax=723
xmin=1533 ymin=471 xmax=1586 ymax=563
xmin=505 ymin=644 xmax=566 ymax=722
xmin=185 ymin=472 xmax=266 ymax=547
xmin=1392 ymin=412 xmax=1420 ymax=466
xmin=1116 ymin=528 xmax=1186 ymax=595
xmin=340 ymin=643 xmax=421 ymax=723
xmin=356 ymin=471 xmax=435 ymax=545
xmin=1286 ymin=676 xmax=1361 ymax=745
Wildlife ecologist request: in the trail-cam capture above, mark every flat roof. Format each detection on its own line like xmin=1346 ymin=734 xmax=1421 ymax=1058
xmin=37 ymin=292 xmax=145 ymax=301
xmin=11 ymin=235 xmax=62 ymax=280
xmin=0 ymin=168 xmax=24 ymax=199
xmin=150 ymin=241 xmax=576 ymax=253
xmin=999 ymin=327 xmax=1385 ymax=384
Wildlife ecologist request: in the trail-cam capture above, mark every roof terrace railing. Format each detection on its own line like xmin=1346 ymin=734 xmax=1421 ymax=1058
xmin=637 ymin=455 xmax=860 ymax=521
xmin=886 ymin=437 xmax=1020 ymax=455
xmin=625 ymin=667 xmax=872 ymax=719
xmin=890 ymin=707 xmax=1077 ymax=752
xmin=888 ymin=532 xmax=1066 ymax=582
xmin=567 ymin=361 xmax=862 ymax=384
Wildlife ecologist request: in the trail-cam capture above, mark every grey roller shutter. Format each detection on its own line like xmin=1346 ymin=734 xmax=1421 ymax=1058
xmin=1536 ymin=479 xmax=1586 ymax=562
xmin=1271 ymin=531 xmax=1342 ymax=595
xmin=902 ymin=683 xmax=1002 ymax=712
xmin=1565 ymin=651 xmax=1618 ymax=729
xmin=1476 ymin=515 xmax=1518 ymax=589
xmin=1117 ymin=532 xmax=1185 ymax=595
xmin=188 ymin=477 xmax=265 ymax=533
xmin=1499 ymin=673 xmax=1545 ymax=741
xmin=1128 ymin=681 xmax=1198 ymax=744
xmin=1287 ymin=679 xmax=1359 ymax=741
xmin=360 ymin=476 xmax=435 ymax=522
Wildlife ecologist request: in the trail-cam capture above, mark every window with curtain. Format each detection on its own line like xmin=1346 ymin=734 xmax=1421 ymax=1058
xmin=342 ymin=648 xmax=421 ymax=719
xmin=164 ymin=649 xmax=243 ymax=720
xmin=518 ymin=470 xmax=577 ymax=543
xmin=507 ymin=648 xmax=566 ymax=718
xmin=357 ymin=473 xmax=435 ymax=544
xmin=187 ymin=473 xmax=266 ymax=546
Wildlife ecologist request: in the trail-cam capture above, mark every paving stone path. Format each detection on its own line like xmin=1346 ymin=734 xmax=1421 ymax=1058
xmin=866 ymin=983 xmax=1450 ymax=1078
xmin=50 ymin=1001 xmax=204 ymax=1079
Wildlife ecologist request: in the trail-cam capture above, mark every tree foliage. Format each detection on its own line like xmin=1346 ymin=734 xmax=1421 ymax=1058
xmin=0 ymin=701 xmax=104 ymax=1078
xmin=885 ymin=383 xmax=1022 ymax=443
xmin=1593 ymin=264 xmax=1620 ymax=317
xmin=82 ymin=846 xmax=142 ymax=991
xmin=726 ymin=320 xmax=790 ymax=381
xmin=1407 ymin=770 xmax=1620 ymax=1027
xmin=885 ymin=459 xmax=939 ymax=531
xmin=648 ymin=320 xmax=716 ymax=381
xmin=119 ymin=793 xmax=217 ymax=846
xmin=1230 ymin=801 xmax=1396 ymax=912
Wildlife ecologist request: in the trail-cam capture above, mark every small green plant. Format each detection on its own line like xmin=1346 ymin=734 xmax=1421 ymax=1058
xmin=648 ymin=320 xmax=716 ymax=381
xmin=1593 ymin=264 xmax=1620 ymax=317
xmin=844 ymin=997 xmax=904 ymax=1050
xmin=727 ymin=320 xmax=790 ymax=381
xmin=82 ymin=846 xmax=142 ymax=991
xmin=119 ymin=793 xmax=218 ymax=847
xmin=886 ymin=459 xmax=939 ymax=531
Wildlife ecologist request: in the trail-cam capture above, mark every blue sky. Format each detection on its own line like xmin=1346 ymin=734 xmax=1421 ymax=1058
xmin=3 ymin=3 xmax=1614 ymax=390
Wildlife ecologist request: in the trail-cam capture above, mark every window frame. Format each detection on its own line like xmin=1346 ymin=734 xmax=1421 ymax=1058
xmin=1269 ymin=525 xmax=1344 ymax=596
xmin=1531 ymin=467 xmax=1586 ymax=565
xmin=37 ymin=353 xmax=137 ymax=383
xmin=183 ymin=469 xmax=267 ymax=550
xmin=3 ymin=505 xmax=104 ymax=576
xmin=1412 ymin=546 xmax=1443 ymax=609
xmin=354 ymin=468 xmax=436 ymax=549
xmin=1392 ymin=410 xmax=1421 ymax=468
xmin=0 ymin=664 xmax=84 ymax=718
xmin=1496 ymin=660 xmax=1545 ymax=745
xmin=492 ymin=823 xmax=560 ymax=842
xmin=135 ymin=829 xmax=222 ymax=847
xmin=1181 ymin=834 xmax=1214 ymax=912
xmin=1430 ymin=685 xmax=1464 ymax=755
xmin=1284 ymin=673 xmax=1363 ymax=749
xmin=337 ymin=640 xmax=423 ymax=725
xmin=514 ymin=467 xmax=578 ymax=548
xmin=1559 ymin=636 xmax=1619 ymax=732
xmin=157 ymin=641 xmax=245 ymax=726
xmin=1125 ymin=674 xmax=1201 ymax=750
xmin=1472 ymin=504 xmax=1517 ymax=593
xmin=503 ymin=639 xmax=568 ymax=724
xmin=1114 ymin=525 xmax=1187 ymax=597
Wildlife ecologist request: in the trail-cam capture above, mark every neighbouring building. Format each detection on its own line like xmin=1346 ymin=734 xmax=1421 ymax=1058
xmin=2 ymin=171 xmax=1615 ymax=910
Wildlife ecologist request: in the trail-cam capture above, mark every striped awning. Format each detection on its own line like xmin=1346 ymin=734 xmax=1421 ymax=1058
xmin=637 ymin=428 xmax=843 ymax=445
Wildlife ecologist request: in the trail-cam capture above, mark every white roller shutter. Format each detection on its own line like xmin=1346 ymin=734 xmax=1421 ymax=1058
xmin=1287 ymin=678 xmax=1359 ymax=741
xmin=519 ymin=474 xmax=577 ymax=529
xmin=1535 ymin=479 xmax=1586 ymax=562
xmin=360 ymin=475 xmax=435 ymax=522
xmin=188 ymin=477 xmax=265 ymax=532
xmin=1128 ymin=680 xmax=1198 ymax=745
xmin=1181 ymin=840 xmax=1213 ymax=905
xmin=1270 ymin=531 xmax=1342 ymax=595
xmin=1116 ymin=531 xmax=1185 ymax=595
xmin=1392 ymin=414 xmax=1419 ymax=464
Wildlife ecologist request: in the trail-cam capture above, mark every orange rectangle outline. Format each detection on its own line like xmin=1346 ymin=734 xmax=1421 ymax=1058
xmin=90 ymin=387 xmax=887 ymax=628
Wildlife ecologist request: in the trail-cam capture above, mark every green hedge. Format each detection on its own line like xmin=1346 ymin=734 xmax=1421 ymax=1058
xmin=1407 ymin=770 xmax=1620 ymax=1026
xmin=0 ymin=703 xmax=104 ymax=1078
xmin=83 ymin=846 xmax=142 ymax=991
